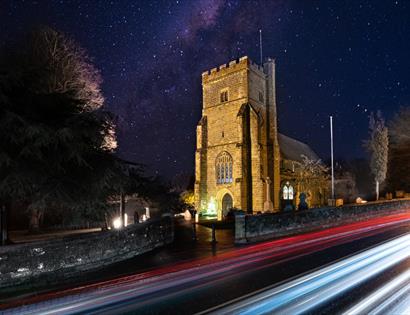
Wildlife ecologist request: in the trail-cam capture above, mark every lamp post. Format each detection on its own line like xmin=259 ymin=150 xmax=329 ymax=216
xmin=0 ymin=205 xmax=8 ymax=246
xmin=120 ymin=192 xmax=125 ymax=228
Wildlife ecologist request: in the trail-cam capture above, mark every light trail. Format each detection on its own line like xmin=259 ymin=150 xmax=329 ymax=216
xmin=386 ymin=284 xmax=410 ymax=315
xmin=342 ymin=268 xmax=410 ymax=315
xmin=2 ymin=212 xmax=410 ymax=314
xmin=209 ymin=233 xmax=410 ymax=315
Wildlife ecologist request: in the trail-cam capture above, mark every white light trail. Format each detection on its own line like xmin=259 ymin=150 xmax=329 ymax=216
xmin=212 ymin=234 xmax=410 ymax=315
xmin=387 ymin=285 xmax=410 ymax=315
xmin=343 ymin=268 xmax=410 ymax=315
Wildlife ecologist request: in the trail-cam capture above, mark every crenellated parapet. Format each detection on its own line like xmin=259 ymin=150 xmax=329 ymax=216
xmin=249 ymin=62 xmax=265 ymax=76
xmin=201 ymin=56 xmax=265 ymax=83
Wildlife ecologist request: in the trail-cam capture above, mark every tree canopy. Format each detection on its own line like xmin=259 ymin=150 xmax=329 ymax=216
xmin=0 ymin=27 xmax=120 ymax=229
xmin=387 ymin=106 xmax=410 ymax=192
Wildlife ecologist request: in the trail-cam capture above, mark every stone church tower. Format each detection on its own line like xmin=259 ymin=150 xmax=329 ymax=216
xmin=195 ymin=56 xmax=281 ymax=218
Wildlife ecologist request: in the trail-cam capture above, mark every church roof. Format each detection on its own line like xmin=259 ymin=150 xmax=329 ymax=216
xmin=278 ymin=133 xmax=319 ymax=162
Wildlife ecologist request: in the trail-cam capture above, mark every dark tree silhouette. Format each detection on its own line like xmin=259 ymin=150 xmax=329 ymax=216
xmin=0 ymin=27 xmax=119 ymax=234
xmin=387 ymin=106 xmax=410 ymax=193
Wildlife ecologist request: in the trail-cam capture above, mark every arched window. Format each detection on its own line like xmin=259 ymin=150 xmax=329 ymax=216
xmin=283 ymin=186 xmax=289 ymax=199
xmin=283 ymin=181 xmax=294 ymax=200
xmin=288 ymin=185 xmax=294 ymax=200
xmin=216 ymin=152 xmax=233 ymax=184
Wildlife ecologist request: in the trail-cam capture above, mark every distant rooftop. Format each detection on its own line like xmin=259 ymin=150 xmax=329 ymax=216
xmin=278 ymin=133 xmax=319 ymax=162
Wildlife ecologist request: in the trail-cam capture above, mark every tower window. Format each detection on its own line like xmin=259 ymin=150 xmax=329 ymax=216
xmin=259 ymin=91 xmax=264 ymax=102
xmin=220 ymin=90 xmax=229 ymax=103
xmin=216 ymin=151 xmax=233 ymax=184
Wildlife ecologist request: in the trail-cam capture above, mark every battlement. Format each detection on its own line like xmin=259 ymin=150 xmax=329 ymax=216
xmin=249 ymin=60 xmax=265 ymax=75
xmin=202 ymin=56 xmax=266 ymax=82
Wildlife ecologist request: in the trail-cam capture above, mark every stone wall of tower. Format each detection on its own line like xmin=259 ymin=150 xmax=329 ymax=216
xmin=197 ymin=57 xmax=251 ymax=214
xmin=194 ymin=117 xmax=207 ymax=211
xmin=264 ymin=59 xmax=281 ymax=210
xmin=249 ymin=107 xmax=264 ymax=211
xmin=248 ymin=65 xmax=269 ymax=211
xmin=194 ymin=55 xmax=280 ymax=216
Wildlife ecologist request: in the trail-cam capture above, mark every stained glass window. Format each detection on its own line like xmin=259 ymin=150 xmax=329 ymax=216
xmin=283 ymin=182 xmax=294 ymax=200
xmin=216 ymin=152 xmax=233 ymax=184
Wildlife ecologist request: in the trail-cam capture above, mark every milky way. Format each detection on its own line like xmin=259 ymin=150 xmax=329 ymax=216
xmin=1 ymin=0 xmax=409 ymax=179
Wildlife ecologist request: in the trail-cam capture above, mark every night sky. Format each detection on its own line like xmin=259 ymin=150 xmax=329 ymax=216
xmin=1 ymin=1 xmax=409 ymax=179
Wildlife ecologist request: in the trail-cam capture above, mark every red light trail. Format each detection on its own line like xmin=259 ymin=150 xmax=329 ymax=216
xmin=2 ymin=212 xmax=410 ymax=313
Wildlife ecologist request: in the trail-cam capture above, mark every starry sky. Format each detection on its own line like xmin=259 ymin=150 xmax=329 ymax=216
xmin=1 ymin=0 xmax=409 ymax=179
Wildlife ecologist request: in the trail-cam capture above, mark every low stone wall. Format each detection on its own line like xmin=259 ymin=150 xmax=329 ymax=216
xmin=235 ymin=199 xmax=410 ymax=244
xmin=0 ymin=214 xmax=173 ymax=291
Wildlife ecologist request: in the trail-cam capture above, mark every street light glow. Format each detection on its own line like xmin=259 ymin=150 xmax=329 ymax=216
xmin=113 ymin=214 xmax=128 ymax=229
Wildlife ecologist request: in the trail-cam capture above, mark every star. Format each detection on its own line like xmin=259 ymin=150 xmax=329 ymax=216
xmin=1 ymin=0 xmax=408 ymax=178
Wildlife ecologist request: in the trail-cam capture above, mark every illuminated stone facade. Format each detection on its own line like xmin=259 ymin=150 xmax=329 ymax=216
xmin=195 ymin=56 xmax=281 ymax=217
xmin=195 ymin=56 xmax=328 ymax=218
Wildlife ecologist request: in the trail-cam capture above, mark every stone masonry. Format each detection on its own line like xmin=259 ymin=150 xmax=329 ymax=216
xmin=195 ymin=56 xmax=281 ymax=217
xmin=235 ymin=199 xmax=410 ymax=243
xmin=0 ymin=215 xmax=173 ymax=292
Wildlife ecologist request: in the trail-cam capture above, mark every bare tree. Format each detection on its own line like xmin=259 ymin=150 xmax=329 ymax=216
xmin=27 ymin=27 xmax=105 ymax=112
xmin=296 ymin=155 xmax=329 ymax=204
xmin=29 ymin=28 xmax=117 ymax=150
xmin=364 ymin=111 xmax=388 ymax=200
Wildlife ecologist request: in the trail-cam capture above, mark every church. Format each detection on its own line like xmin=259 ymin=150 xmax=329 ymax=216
xmin=194 ymin=56 xmax=328 ymax=219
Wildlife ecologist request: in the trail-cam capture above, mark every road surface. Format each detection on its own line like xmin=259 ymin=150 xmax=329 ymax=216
xmin=3 ymin=213 xmax=410 ymax=314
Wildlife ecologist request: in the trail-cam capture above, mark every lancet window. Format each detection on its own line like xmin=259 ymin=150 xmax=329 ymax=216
xmin=216 ymin=152 xmax=233 ymax=184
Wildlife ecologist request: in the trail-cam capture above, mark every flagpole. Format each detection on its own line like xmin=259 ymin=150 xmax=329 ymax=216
xmin=330 ymin=116 xmax=335 ymax=200
xmin=259 ymin=29 xmax=263 ymax=65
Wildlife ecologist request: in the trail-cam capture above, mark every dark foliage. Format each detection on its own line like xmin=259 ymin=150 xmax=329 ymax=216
xmin=387 ymin=107 xmax=410 ymax=192
xmin=142 ymin=176 xmax=187 ymax=214
xmin=0 ymin=27 xmax=121 ymax=229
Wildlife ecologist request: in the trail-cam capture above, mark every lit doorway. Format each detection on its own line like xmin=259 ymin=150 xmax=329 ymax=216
xmin=222 ymin=193 xmax=233 ymax=217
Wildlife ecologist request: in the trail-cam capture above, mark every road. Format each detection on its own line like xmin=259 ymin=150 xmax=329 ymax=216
xmin=3 ymin=213 xmax=410 ymax=314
